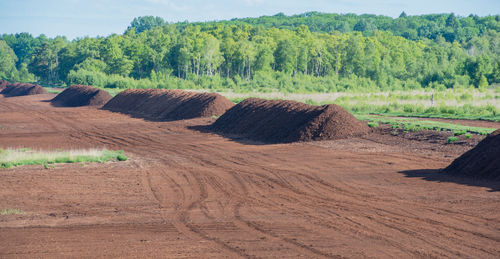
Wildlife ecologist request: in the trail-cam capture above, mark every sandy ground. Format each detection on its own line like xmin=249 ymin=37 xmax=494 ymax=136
xmin=0 ymin=94 xmax=499 ymax=258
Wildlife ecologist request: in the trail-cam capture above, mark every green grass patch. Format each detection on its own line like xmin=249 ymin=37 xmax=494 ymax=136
xmin=356 ymin=115 xmax=497 ymax=135
xmin=447 ymin=136 xmax=458 ymax=143
xmin=0 ymin=208 xmax=25 ymax=215
xmin=367 ymin=122 xmax=379 ymax=128
xmin=0 ymin=148 xmax=127 ymax=169
xmin=343 ymin=103 xmax=500 ymax=122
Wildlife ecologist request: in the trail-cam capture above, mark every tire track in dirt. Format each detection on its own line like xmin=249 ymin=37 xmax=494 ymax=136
xmin=227 ymin=170 xmax=340 ymax=258
xmin=144 ymin=146 xmax=338 ymax=258
xmin=182 ymin=150 xmax=498 ymax=257
xmin=77 ymin=125 xmax=500 ymax=258
xmin=190 ymin=153 xmax=349 ymax=257
xmin=177 ymin=169 xmax=253 ymax=258
xmin=193 ymin=154 xmax=407 ymax=257
xmin=252 ymin=167 xmax=497 ymax=257
xmin=134 ymin=149 xmax=252 ymax=258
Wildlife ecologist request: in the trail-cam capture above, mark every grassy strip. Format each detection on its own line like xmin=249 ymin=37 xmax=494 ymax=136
xmin=0 ymin=148 xmax=127 ymax=169
xmin=350 ymin=110 xmax=500 ymax=122
xmin=334 ymin=89 xmax=500 ymax=103
xmin=355 ymin=115 xmax=497 ymax=135
xmin=338 ymin=102 xmax=500 ymax=122
xmin=0 ymin=208 xmax=25 ymax=215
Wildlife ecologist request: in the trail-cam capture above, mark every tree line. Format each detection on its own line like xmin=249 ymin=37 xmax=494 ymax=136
xmin=0 ymin=12 xmax=499 ymax=92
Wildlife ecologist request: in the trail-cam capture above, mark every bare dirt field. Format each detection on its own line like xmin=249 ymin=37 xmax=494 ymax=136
xmin=0 ymin=94 xmax=499 ymax=258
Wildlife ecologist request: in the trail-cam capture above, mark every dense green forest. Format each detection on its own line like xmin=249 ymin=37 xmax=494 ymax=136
xmin=0 ymin=12 xmax=499 ymax=93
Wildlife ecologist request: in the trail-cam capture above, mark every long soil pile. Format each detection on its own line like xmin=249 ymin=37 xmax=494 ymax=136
xmin=209 ymin=98 xmax=370 ymax=143
xmin=442 ymin=129 xmax=500 ymax=180
xmin=1 ymin=82 xmax=47 ymax=97
xmin=51 ymin=85 xmax=112 ymax=107
xmin=102 ymin=89 xmax=234 ymax=121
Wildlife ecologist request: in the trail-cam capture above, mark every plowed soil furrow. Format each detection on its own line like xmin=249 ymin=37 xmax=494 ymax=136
xmin=0 ymin=94 xmax=499 ymax=258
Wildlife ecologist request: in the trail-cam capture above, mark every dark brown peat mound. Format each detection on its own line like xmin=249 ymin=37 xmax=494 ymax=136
xmin=209 ymin=98 xmax=370 ymax=143
xmin=0 ymin=82 xmax=47 ymax=97
xmin=102 ymin=89 xmax=234 ymax=121
xmin=442 ymin=129 xmax=500 ymax=180
xmin=51 ymin=85 xmax=112 ymax=107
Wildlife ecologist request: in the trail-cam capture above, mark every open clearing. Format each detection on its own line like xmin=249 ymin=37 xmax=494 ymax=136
xmin=0 ymin=94 xmax=499 ymax=258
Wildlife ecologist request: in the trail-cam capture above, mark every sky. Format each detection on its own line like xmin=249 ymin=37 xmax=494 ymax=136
xmin=1 ymin=0 xmax=499 ymax=40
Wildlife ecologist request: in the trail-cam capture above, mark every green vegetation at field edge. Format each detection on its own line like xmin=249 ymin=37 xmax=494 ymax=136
xmin=0 ymin=208 xmax=25 ymax=215
xmin=0 ymin=148 xmax=128 ymax=169
xmin=356 ymin=115 xmax=497 ymax=135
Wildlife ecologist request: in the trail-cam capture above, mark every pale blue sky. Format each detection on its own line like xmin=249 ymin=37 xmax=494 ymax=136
xmin=1 ymin=0 xmax=499 ymax=39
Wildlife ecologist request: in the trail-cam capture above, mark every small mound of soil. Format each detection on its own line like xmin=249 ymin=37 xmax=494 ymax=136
xmin=209 ymin=98 xmax=370 ymax=143
xmin=442 ymin=129 xmax=500 ymax=180
xmin=51 ymin=85 xmax=112 ymax=107
xmin=1 ymin=82 xmax=47 ymax=97
xmin=102 ymin=89 xmax=234 ymax=121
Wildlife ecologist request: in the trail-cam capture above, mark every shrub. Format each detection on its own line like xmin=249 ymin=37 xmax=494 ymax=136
xmin=67 ymin=69 xmax=108 ymax=87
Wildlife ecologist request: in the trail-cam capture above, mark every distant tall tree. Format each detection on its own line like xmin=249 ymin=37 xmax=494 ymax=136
xmin=399 ymin=11 xmax=407 ymax=18
xmin=0 ymin=40 xmax=18 ymax=79
xmin=446 ymin=13 xmax=459 ymax=29
xmin=275 ymin=39 xmax=297 ymax=75
xmin=28 ymin=37 xmax=66 ymax=83
xmin=127 ymin=16 xmax=166 ymax=34
xmin=101 ymin=35 xmax=133 ymax=76
xmin=353 ymin=20 xmax=377 ymax=35
xmin=200 ymin=34 xmax=224 ymax=76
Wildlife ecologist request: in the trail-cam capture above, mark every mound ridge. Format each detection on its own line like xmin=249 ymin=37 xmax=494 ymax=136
xmin=209 ymin=98 xmax=370 ymax=143
xmin=1 ymin=82 xmax=47 ymax=97
xmin=102 ymin=89 xmax=234 ymax=121
xmin=51 ymin=85 xmax=112 ymax=107
xmin=442 ymin=129 xmax=500 ymax=180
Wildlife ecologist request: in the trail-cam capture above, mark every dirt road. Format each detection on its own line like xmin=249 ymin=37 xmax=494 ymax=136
xmin=0 ymin=94 xmax=499 ymax=258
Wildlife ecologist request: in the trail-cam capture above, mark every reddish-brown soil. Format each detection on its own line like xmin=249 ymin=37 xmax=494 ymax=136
xmin=442 ymin=129 xmax=500 ymax=180
xmin=209 ymin=98 xmax=370 ymax=143
xmin=103 ymin=89 xmax=234 ymax=121
xmin=0 ymin=94 xmax=499 ymax=258
xmin=0 ymin=82 xmax=47 ymax=97
xmin=51 ymin=85 xmax=112 ymax=107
